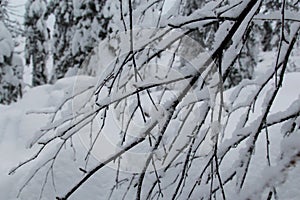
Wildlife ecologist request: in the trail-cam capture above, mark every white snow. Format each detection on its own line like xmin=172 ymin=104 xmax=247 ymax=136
xmin=1 ymin=1 xmax=300 ymax=199
xmin=0 ymin=64 xmax=299 ymax=199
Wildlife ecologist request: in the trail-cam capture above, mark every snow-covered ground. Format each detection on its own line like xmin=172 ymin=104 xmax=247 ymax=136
xmin=0 ymin=77 xmax=116 ymax=199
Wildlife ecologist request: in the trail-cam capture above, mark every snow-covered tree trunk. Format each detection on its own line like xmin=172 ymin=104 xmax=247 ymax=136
xmin=24 ymin=0 xmax=48 ymax=86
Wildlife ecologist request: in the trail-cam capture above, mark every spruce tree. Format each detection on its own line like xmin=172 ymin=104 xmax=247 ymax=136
xmin=71 ymin=0 xmax=111 ymax=74
xmin=0 ymin=0 xmax=23 ymax=38
xmin=24 ymin=0 xmax=49 ymax=86
xmin=49 ymin=0 xmax=111 ymax=82
xmin=0 ymin=21 xmax=23 ymax=104
xmin=46 ymin=0 xmax=75 ymax=82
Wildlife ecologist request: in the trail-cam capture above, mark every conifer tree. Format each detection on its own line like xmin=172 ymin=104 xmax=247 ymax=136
xmin=24 ymin=0 xmax=49 ymax=86
xmin=49 ymin=0 xmax=111 ymax=82
xmin=46 ymin=0 xmax=75 ymax=81
xmin=0 ymin=20 xmax=23 ymax=104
